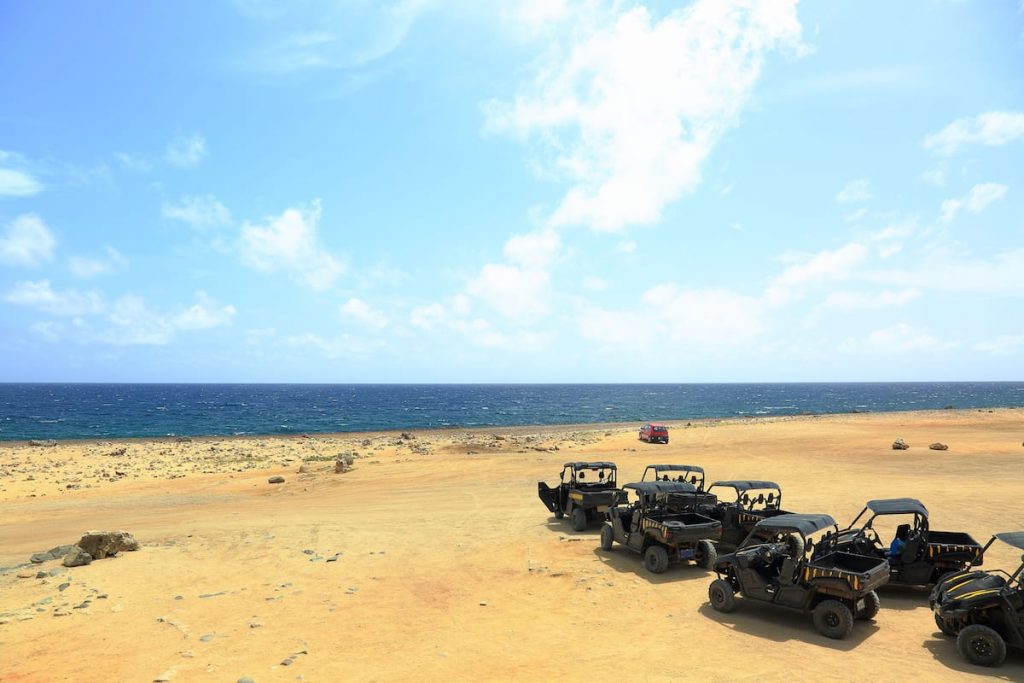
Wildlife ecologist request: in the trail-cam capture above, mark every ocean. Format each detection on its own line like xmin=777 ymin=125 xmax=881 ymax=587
xmin=1 ymin=382 xmax=1022 ymax=442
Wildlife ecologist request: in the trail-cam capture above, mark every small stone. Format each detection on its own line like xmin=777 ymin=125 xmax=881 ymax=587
xmin=892 ymin=438 xmax=910 ymax=450
xmin=297 ymin=463 xmax=310 ymax=474
xmin=74 ymin=601 xmax=91 ymax=609
xmin=17 ymin=570 xmax=34 ymax=579
xmin=53 ymin=607 xmax=72 ymax=617
xmin=58 ymin=582 xmax=71 ymax=591
xmin=479 ymin=600 xmax=488 ymax=606
xmin=199 ymin=591 xmax=226 ymax=599
xmin=30 ymin=553 xmax=50 ymax=564
xmin=302 ymin=549 xmax=314 ymax=555
xmin=36 ymin=571 xmax=47 ymax=578
xmin=268 ymin=476 xmax=286 ymax=484
xmin=929 ymin=442 xmax=949 ymax=451
xmin=153 ymin=669 xmax=176 ymax=682
xmin=248 ymin=621 xmax=263 ymax=629
xmin=174 ymin=595 xmax=183 ymax=600
xmin=281 ymin=657 xmax=295 ymax=667
xmin=326 ymin=554 xmax=341 ymax=563
xmin=238 ymin=679 xmax=255 ymax=683
xmin=200 ymin=634 xmax=214 ymax=643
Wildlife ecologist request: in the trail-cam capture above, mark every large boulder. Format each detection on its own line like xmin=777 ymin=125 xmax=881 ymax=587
xmin=29 ymin=544 xmax=76 ymax=564
xmin=76 ymin=531 xmax=139 ymax=560
xmin=929 ymin=442 xmax=949 ymax=451
xmin=892 ymin=438 xmax=909 ymax=450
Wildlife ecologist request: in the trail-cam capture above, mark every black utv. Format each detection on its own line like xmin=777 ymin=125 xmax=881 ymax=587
xmin=538 ymin=461 xmax=624 ymax=531
xmin=931 ymin=531 xmax=1024 ymax=667
xmin=825 ymin=498 xmax=983 ymax=586
xmin=703 ymin=480 xmax=792 ymax=551
xmin=600 ymin=481 xmax=722 ymax=574
xmin=709 ymin=514 xmax=891 ymax=639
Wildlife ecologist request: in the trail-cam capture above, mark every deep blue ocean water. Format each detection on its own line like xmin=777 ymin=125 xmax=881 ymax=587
xmin=1 ymin=383 xmax=1022 ymax=441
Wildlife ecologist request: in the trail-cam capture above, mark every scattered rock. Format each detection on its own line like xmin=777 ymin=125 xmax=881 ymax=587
xmin=248 ymin=621 xmax=263 ymax=629
xmin=29 ymin=439 xmax=58 ymax=447
xmin=63 ymin=547 xmax=93 ymax=567
xmin=892 ymin=438 xmax=909 ymax=450
xmin=58 ymin=582 xmax=70 ymax=591
xmin=280 ymin=657 xmax=295 ymax=667
xmin=334 ymin=460 xmax=350 ymax=474
xmin=400 ymin=432 xmax=416 ymax=440
xmin=53 ymin=607 xmax=72 ymax=617
xmin=302 ymin=549 xmax=314 ymax=555
xmin=199 ymin=591 xmax=226 ymax=599
xmin=200 ymin=634 xmax=214 ymax=643
xmin=479 ymin=600 xmax=488 ymax=607
xmin=175 ymin=436 xmax=192 ymax=443
xmin=297 ymin=462 xmax=310 ymax=474
xmin=16 ymin=570 xmax=34 ymax=579
xmin=238 ymin=679 xmax=255 ymax=683
xmin=153 ymin=669 xmax=176 ymax=682
xmin=268 ymin=475 xmax=286 ymax=484
xmin=929 ymin=442 xmax=949 ymax=451
xmin=326 ymin=553 xmax=341 ymax=562
xmin=77 ymin=531 xmax=139 ymax=559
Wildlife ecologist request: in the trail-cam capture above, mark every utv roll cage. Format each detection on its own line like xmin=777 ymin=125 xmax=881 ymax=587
xmin=641 ymin=464 xmax=705 ymax=490
xmin=978 ymin=532 xmax=1024 ymax=584
xmin=708 ymin=480 xmax=783 ymax=510
xmin=559 ymin=461 xmax=617 ymax=486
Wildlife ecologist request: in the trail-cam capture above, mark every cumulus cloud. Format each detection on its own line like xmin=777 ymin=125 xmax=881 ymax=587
xmin=835 ymin=179 xmax=871 ymax=204
xmin=0 ymin=168 xmax=42 ymax=197
xmin=485 ymin=0 xmax=803 ymax=232
xmin=238 ymin=200 xmax=345 ymax=290
xmin=163 ymin=194 xmax=232 ymax=229
xmin=840 ymin=323 xmax=956 ymax=355
xmin=923 ymin=111 xmax=1024 ymax=156
xmin=503 ymin=229 xmax=561 ymax=268
xmin=0 ymin=213 xmax=56 ymax=267
xmin=5 ymin=280 xmax=104 ymax=316
xmin=173 ymin=291 xmax=237 ymax=330
xmin=466 ymin=262 xmax=550 ymax=321
xmin=340 ymin=297 xmax=388 ymax=329
xmin=939 ymin=182 xmax=1007 ymax=222
xmin=68 ymin=247 xmax=128 ymax=278
xmin=764 ymin=243 xmax=868 ymax=304
xmin=165 ymin=132 xmax=208 ymax=168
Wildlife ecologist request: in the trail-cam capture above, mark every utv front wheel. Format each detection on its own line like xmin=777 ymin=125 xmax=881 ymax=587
xmin=812 ymin=600 xmax=854 ymax=639
xmin=695 ymin=540 xmax=718 ymax=569
xmin=709 ymin=579 xmax=736 ymax=613
xmin=855 ymin=590 xmax=880 ymax=621
xmin=570 ymin=508 xmax=587 ymax=532
xmin=934 ymin=612 xmax=958 ymax=637
xmin=957 ymin=624 xmax=1007 ymax=667
xmin=600 ymin=525 xmax=614 ymax=551
xmin=644 ymin=545 xmax=670 ymax=574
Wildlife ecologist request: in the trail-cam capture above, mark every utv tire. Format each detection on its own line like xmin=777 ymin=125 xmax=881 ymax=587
xmin=570 ymin=508 xmax=587 ymax=532
xmin=553 ymin=509 xmax=564 ymax=520
xmin=709 ymin=579 xmax=736 ymax=613
xmin=934 ymin=612 xmax=958 ymax=637
xmin=957 ymin=624 xmax=1007 ymax=667
xmin=812 ymin=600 xmax=854 ymax=640
xmin=695 ymin=540 xmax=718 ymax=569
xmin=855 ymin=590 xmax=881 ymax=621
xmin=600 ymin=525 xmax=614 ymax=551
xmin=644 ymin=545 xmax=670 ymax=574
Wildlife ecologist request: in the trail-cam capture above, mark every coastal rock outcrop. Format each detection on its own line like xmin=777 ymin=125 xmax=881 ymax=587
xmin=929 ymin=442 xmax=948 ymax=451
xmin=30 ymin=544 xmax=76 ymax=564
xmin=892 ymin=438 xmax=909 ymax=450
xmin=77 ymin=530 xmax=139 ymax=559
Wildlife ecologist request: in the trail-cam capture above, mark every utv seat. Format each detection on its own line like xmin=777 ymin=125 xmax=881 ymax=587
xmin=901 ymin=534 xmax=924 ymax=563
xmin=618 ymin=509 xmax=634 ymax=532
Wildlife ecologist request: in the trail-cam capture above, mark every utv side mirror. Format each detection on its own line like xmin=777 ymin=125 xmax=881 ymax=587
xmin=691 ymin=476 xmax=698 ymax=484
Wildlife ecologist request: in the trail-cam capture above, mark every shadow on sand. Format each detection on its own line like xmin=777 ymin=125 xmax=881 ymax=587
xmin=591 ymin=545 xmax=714 ymax=584
xmin=697 ymin=600 xmax=880 ymax=651
xmin=921 ymin=632 xmax=1024 ymax=679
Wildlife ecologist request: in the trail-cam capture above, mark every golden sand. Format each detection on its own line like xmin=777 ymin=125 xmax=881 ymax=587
xmin=1 ymin=409 xmax=1022 ymax=681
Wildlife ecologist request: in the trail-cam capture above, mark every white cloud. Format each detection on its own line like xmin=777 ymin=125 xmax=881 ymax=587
xmin=5 ymin=280 xmax=105 ymax=316
xmin=0 ymin=213 xmax=56 ymax=267
xmin=939 ymin=182 xmax=1007 ymax=222
xmin=409 ymin=302 xmax=445 ymax=329
xmin=68 ymin=247 xmax=128 ymax=278
xmin=238 ymin=200 xmax=345 ymax=290
xmin=643 ymin=284 xmax=764 ymax=347
xmin=340 ymin=297 xmax=388 ymax=329
xmin=836 ymin=179 xmax=871 ymax=204
xmin=449 ymin=317 xmax=549 ymax=351
xmin=284 ymin=331 xmax=382 ymax=357
xmin=973 ymin=334 xmax=1024 ymax=354
xmin=165 ymin=132 xmax=208 ymax=168
xmin=503 ymin=229 xmax=561 ymax=268
xmin=842 ymin=207 xmax=868 ymax=223
xmin=466 ymin=262 xmax=549 ymax=321
xmin=578 ymin=307 xmax=653 ymax=347
xmin=923 ymin=111 xmax=1024 ymax=156
xmin=823 ymin=289 xmax=920 ymax=309
xmin=163 ymin=194 xmax=232 ymax=229
xmin=485 ymin=0 xmax=804 ymax=232
xmin=866 ymin=249 xmax=1024 ymax=296
xmin=30 ymin=321 xmax=63 ymax=343
xmin=764 ymin=243 xmax=868 ymax=304
xmin=0 ymin=168 xmax=43 ymax=197
xmin=840 ymin=323 xmax=956 ymax=354
xmin=173 ymin=291 xmax=237 ymax=330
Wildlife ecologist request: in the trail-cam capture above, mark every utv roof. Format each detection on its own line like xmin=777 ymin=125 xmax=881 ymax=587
xmin=755 ymin=513 xmax=837 ymax=535
xmin=866 ymin=498 xmax=928 ymax=516
xmin=995 ymin=531 xmax=1024 ymax=550
xmin=565 ymin=462 xmax=616 ymax=469
xmin=709 ymin=480 xmax=780 ymax=491
xmin=624 ymin=481 xmax=697 ymax=495
xmin=646 ymin=464 xmax=704 ymax=473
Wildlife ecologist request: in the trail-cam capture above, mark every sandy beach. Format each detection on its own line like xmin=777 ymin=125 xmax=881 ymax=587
xmin=1 ymin=408 xmax=1023 ymax=682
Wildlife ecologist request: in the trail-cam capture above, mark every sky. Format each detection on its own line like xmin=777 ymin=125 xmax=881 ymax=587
xmin=1 ymin=0 xmax=1023 ymax=383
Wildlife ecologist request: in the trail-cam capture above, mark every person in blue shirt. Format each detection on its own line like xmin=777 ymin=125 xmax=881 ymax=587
xmin=888 ymin=526 xmax=908 ymax=563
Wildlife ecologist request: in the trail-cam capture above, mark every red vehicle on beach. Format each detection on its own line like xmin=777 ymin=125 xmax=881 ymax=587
xmin=639 ymin=423 xmax=669 ymax=444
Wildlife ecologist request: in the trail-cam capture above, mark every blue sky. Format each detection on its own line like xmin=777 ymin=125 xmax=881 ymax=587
xmin=1 ymin=0 xmax=1023 ymax=382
